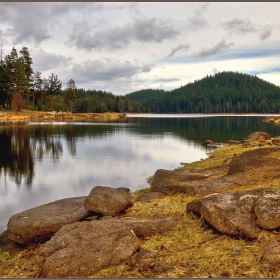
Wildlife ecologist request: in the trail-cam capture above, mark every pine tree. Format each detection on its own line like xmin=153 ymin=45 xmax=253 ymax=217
xmin=64 ymin=79 xmax=76 ymax=112
xmin=47 ymin=72 xmax=62 ymax=111
xmin=19 ymin=47 xmax=33 ymax=108
xmin=30 ymin=71 xmax=43 ymax=110
xmin=5 ymin=48 xmax=29 ymax=109
xmin=0 ymin=62 xmax=8 ymax=107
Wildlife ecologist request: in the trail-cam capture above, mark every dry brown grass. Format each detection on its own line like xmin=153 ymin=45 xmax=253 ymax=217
xmin=2 ymin=141 xmax=280 ymax=278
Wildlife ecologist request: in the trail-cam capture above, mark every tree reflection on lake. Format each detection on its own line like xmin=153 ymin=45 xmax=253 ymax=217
xmin=1 ymin=115 xmax=280 ymax=234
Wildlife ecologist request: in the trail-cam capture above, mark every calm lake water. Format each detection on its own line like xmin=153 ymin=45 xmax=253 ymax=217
xmin=1 ymin=114 xmax=280 ymax=234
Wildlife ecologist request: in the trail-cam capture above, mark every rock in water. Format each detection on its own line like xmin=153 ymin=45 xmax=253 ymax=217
xmin=37 ymin=219 xmax=140 ymax=277
xmin=7 ymin=197 xmax=91 ymax=244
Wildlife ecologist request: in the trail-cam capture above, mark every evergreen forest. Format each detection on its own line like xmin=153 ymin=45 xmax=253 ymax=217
xmin=126 ymin=72 xmax=280 ymax=113
xmin=0 ymin=46 xmax=145 ymax=113
xmin=1 ymin=46 xmax=280 ymax=114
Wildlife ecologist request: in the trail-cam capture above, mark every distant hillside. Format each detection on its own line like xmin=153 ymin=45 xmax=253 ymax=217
xmin=125 ymin=71 xmax=280 ymax=113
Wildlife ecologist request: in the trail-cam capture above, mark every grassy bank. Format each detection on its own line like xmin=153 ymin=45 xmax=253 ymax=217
xmin=0 ymin=110 xmax=126 ymax=123
xmin=1 ymin=141 xmax=280 ymax=277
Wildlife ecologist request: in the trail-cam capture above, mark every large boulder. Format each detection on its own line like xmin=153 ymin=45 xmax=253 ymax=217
xmin=7 ymin=197 xmax=92 ymax=244
xmin=187 ymin=188 xmax=280 ymax=240
xmin=36 ymin=219 xmax=140 ymax=278
xmin=151 ymin=169 xmax=207 ymax=195
xmin=248 ymin=131 xmax=271 ymax=141
xmin=120 ymin=217 xmax=177 ymax=238
xmin=178 ymin=177 xmax=238 ymax=197
xmin=227 ymin=147 xmax=280 ymax=176
xmin=84 ymin=186 xmax=135 ymax=216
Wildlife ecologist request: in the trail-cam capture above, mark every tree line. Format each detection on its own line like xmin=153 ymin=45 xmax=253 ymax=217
xmin=2 ymin=46 xmax=279 ymax=114
xmin=0 ymin=46 xmax=147 ymax=113
xmin=0 ymin=46 xmax=78 ymax=111
xmin=126 ymin=72 xmax=280 ymax=113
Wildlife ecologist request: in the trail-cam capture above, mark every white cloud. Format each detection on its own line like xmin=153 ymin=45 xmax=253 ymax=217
xmin=67 ymin=17 xmax=180 ymax=51
xmin=0 ymin=2 xmax=280 ymax=95
xmin=31 ymin=48 xmax=73 ymax=71
xmin=69 ymin=58 xmax=154 ymax=82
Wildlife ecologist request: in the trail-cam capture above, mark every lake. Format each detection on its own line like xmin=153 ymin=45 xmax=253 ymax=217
xmin=1 ymin=114 xmax=280 ymax=234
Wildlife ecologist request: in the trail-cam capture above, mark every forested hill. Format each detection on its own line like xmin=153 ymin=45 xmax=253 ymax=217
xmin=125 ymin=71 xmax=280 ymax=113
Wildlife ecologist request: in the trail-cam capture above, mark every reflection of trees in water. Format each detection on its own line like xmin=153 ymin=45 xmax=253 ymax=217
xmin=0 ymin=128 xmax=34 ymax=186
xmin=0 ymin=125 xmax=65 ymax=187
xmin=30 ymin=127 xmax=63 ymax=162
xmin=127 ymin=116 xmax=280 ymax=143
xmin=0 ymin=123 xmax=119 ymax=187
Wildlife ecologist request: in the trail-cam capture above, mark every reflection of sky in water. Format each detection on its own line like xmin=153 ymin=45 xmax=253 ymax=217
xmin=0 ymin=127 xmax=208 ymax=233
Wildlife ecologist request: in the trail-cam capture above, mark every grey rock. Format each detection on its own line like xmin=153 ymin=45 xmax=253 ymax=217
xmin=151 ymin=169 xmax=207 ymax=195
xmin=7 ymin=196 xmax=91 ymax=244
xmin=227 ymin=148 xmax=280 ymax=176
xmin=84 ymin=186 xmax=135 ymax=217
xmin=186 ymin=188 xmax=280 ymax=240
xmin=37 ymin=219 xmax=140 ymax=278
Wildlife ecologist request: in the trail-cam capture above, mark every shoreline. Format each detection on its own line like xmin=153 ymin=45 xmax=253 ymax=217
xmin=2 ymin=139 xmax=280 ymax=277
xmin=0 ymin=111 xmax=127 ymax=123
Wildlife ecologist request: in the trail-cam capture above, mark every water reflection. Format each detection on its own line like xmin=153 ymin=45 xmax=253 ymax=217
xmin=0 ymin=127 xmax=34 ymax=186
xmin=1 ymin=116 xmax=280 ymax=234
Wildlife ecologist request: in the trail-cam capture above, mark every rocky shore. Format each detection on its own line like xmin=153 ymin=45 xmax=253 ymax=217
xmin=0 ymin=111 xmax=127 ymax=123
xmin=2 ymin=131 xmax=280 ymax=277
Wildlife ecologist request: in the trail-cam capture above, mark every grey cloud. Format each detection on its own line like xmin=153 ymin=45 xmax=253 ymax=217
xmin=49 ymin=2 xmax=106 ymax=15
xmin=188 ymin=17 xmax=208 ymax=31
xmin=134 ymin=18 xmax=180 ymax=43
xmin=194 ymin=2 xmax=210 ymax=16
xmin=167 ymin=44 xmax=189 ymax=58
xmin=154 ymin=78 xmax=181 ymax=83
xmin=142 ymin=63 xmax=155 ymax=72
xmin=260 ymin=29 xmax=271 ymax=41
xmin=187 ymin=2 xmax=210 ymax=31
xmin=221 ymin=18 xmax=257 ymax=34
xmin=70 ymin=58 xmax=154 ymax=81
xmin=31 ymin=48 xmax=73 ymax=71
xmin=68 ymin=21 xmax=133 ymax=50
xmin=0 ymin=2 xmax=107 ymax=45
xmin=195 ymin=39 xmax=234 ymax=59
xmin=68 ymin=17 xmax=180 ymax=51
xmin=0 ymin=3 xmax=51 ymax=44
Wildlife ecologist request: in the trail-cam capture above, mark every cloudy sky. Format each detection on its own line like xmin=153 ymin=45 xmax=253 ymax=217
xmin=1 ymin=2 xmax=280 ymax=95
